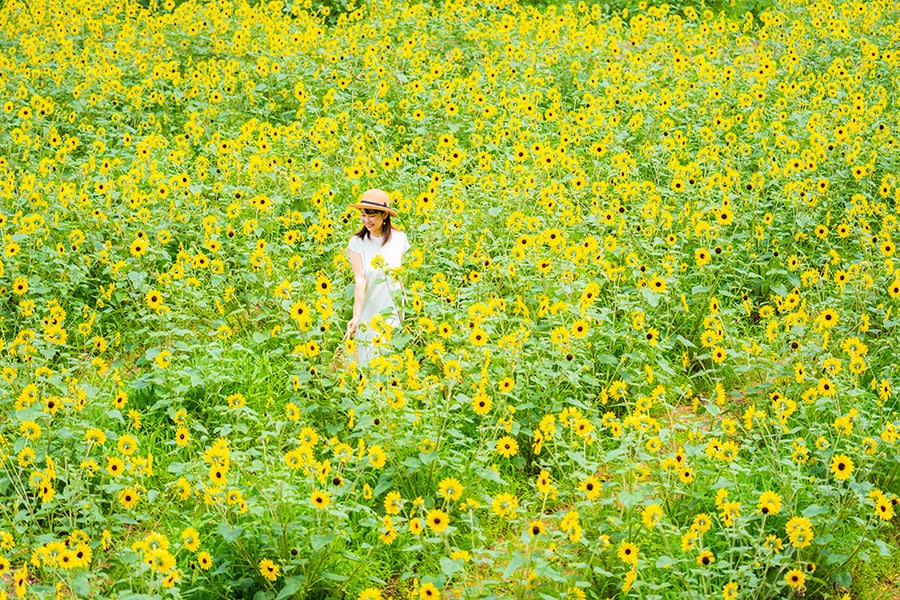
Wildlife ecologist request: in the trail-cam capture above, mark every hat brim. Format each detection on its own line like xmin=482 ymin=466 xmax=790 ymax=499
xmin=347 ymin=202 xmax=398 ymax=217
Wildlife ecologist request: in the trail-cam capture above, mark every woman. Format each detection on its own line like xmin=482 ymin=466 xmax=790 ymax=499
xmin=345 ymin=189 xmax=409 ymax=366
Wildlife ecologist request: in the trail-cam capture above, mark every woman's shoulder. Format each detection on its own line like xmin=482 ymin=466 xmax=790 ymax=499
xmin=390 ymin=228 xmax=410 ymax=249
xmin=347 ymin=234 xmax=365 ymax=252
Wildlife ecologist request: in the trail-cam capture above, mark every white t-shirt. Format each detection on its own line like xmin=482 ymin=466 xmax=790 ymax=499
xmin=346 ymin=228 xmax=410 ymax=325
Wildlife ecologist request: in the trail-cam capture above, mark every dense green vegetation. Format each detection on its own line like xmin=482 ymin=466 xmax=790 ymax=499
xmin=1 ymin=0 xmax=899 ymax=597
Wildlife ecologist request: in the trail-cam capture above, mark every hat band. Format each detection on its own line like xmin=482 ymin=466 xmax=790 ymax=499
xmin=359 ymin=199 xmax=391 ymax=210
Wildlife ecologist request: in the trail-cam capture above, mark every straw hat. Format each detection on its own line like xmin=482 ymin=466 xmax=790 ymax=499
xmin=347 ymin=189 xmax=398 ymax=217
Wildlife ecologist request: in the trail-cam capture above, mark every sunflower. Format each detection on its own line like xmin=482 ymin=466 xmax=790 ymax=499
xmin=535 ymin=470 xmax=555 ymax=495
xmin=830 ymin=454 xmax=854 ymax=481
xmin=784 ymin=568 xmax=805 ymax=589
xmin=419 ymin=582 xmax=440 ymax=600
xmin=496 ymin=436 xmax=519 ymax=458
xmin=174 ymin=427 xmax=190 ymax=447
xmin=367 ymin=445 xmax=387 ymax=469
xmin=717 ymin=207 xmax=734 ymax=226
xmin=888 ymin=278 xmax=900 ymax=298
xmin=527 ymin=520 xmax=547 ymax=538
xmin=617 ymin=541 xmax=639 ymax=565
xmin=117 ymin=434 xmax=138 ymax=456
xmin=757 ymin=491 xmax=782 ymax=515
xmin=722 ymin=582 xmax=739 ymax=600
xmin=358 ymin=589 xmax=383 ymax=600
xmin=259 ymin=558 xmax=279 ymax=582
xmin=20 ymin=420 xmax=41 ymax=441
xmin=873 ymin=496 xmax=894 ymax=521
xmin=146 ymin=290 xmax=164 ymax=310
xmin=409 ymin=518 xmax=423 ymax=536
xmin=107 ymin=457 xmax=125 ymax=477
xmin=181 ymin=528 xmax=200 ymax=552
xmin=785 ymin=516 xmax=814 ymax=549
xmin=642 ymin=504 xmax=663 ymax=528
xmin=711 ymin=347 xmax=727 ymax=363
xmin=426 ymin=509 xmax=449 ymax=534
xmin=130 ymin=239 xmax=147 ymax=257
xmin=438 ymin=478 xmax=463 ymax=502
xmin=491 ymin=493 xmax=518 ymax=518
xmin=12 ymin=276 xmax=28 ymax=295
xmin=384 ymin=491 xmax=403 ymax=514
xmin=118 ymin=487 xmax=139 ymax=509
xmin=692 ymin=513 xmax=713 ymax=534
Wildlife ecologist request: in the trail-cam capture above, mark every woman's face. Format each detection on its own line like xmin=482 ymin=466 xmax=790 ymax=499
xmin=360 ymin=209 xmax=386 ymax=234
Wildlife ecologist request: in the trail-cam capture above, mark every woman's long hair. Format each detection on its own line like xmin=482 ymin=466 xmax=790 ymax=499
xmin=355 ymin=213 xmax=393 ymax=246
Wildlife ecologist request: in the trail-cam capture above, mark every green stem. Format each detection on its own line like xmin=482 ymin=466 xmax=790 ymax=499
xmin=425 ymin=380 xmax=454 ymax=491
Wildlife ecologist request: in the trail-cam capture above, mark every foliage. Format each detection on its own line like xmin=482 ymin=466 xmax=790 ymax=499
xmin=0 ymin=0 xmax=899 ymax=598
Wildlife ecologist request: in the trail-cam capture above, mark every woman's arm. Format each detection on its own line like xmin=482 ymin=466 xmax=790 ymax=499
xmin=346 ymin=249 xmax=366 ymax=335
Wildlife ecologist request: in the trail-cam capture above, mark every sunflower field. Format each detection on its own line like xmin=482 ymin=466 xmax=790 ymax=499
xmin=1 ymin=0 xmax=899 ymax=597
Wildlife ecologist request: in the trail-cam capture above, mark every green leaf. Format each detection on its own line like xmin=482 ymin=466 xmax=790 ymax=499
xmin=217 ymin=520 xmax=242 ymax=543
xmin=604 ymin=447 xmax=626 ymax=462
xmin=802 ymin=504 xmax=828 ymax=518
xmin=618 ymin=490 xmax=642 ymax=509
xmin=276 ymin=577 xmax=304 ymax=600
xmin=310 ymin=534 xmax=333 ymax=551
xmin=127 ymin=271 xmax=146 ymax=287
xmin=373 ymin=475 xmax=393 ymax=497
xmin=130 ymin=377 xmax=152 ymax=390
xmin=831 ymin=571 xmax=851 ymax=588
xmin=597 ymin=354 xmax=618 ymax=366
xmin=478 ymin=467 xmax=507 ymax=485
xmin=874 ymin=539 xmax=892 ymax=556
xmin=581 ymin=374 xmax=600 ymax=386
xmin=657 ymin=358 xmax=675 ymax=375
xmin=440 ymin=556 xmax=463 ymax=577
xmin=402 ymin=457 xmax=423 ymax=469
xmin=70 ymin=572 xmax=91 ymax=596
xmin=184 ymin=367 xmax=205 ymax=387
xmin=655 ymin=556 xmax=677 ymax=569
xmin=676 ymin=335 xmax=696 ymax=348
xmin=503 ymin=554 xmax=526 ymax=578
xmin=392 ymin=332 xmax=412 ymax=349
xmin=711 ymin=478 xmax=733 ymax=490
xmin=640 ymin=288 xmax=659 ymax=308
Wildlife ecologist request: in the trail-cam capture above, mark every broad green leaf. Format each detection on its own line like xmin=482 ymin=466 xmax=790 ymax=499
xmin=276 ymin=577 xmax=304 ymax=600
xmin=831 ymin=571 xmax=851 ymax=588
xmin=503 ymin=554 xmax=526 ymax=579
xmin=217 ymin=520 xmax=242 ymax=543
xmin=802 ymin=504 xmax=828 ymax=518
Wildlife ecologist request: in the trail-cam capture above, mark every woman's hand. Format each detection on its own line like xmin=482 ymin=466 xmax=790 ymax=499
xmin=347 ymin=317 xmax=360 ymax=336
